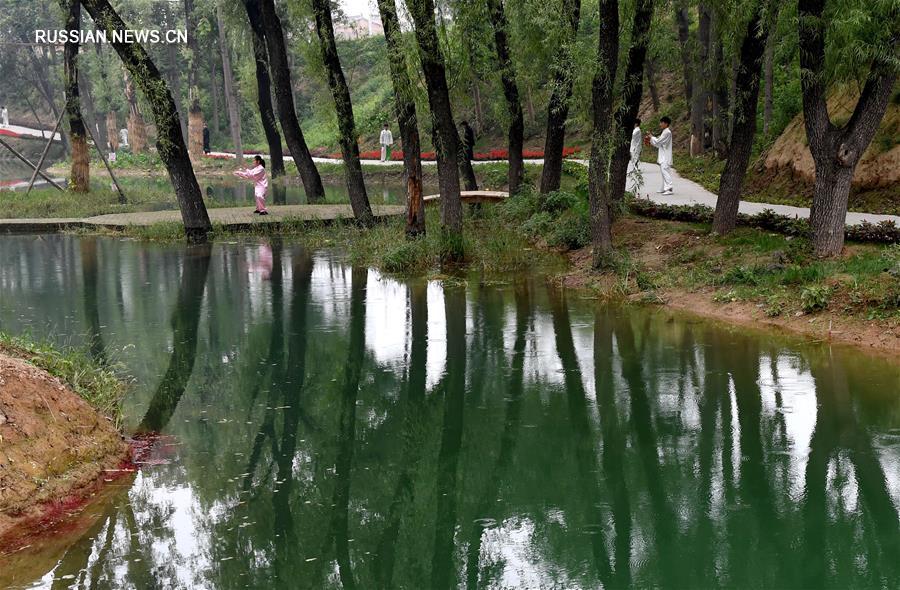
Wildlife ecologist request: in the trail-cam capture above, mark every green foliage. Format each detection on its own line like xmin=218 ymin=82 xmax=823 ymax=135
xmin=800 ymin=285 xmax=831 ymax=313
xmin=547 ymin=209 xmax=590 ymax=250
xmin=382 ymin=239 xmax=431 ymax=274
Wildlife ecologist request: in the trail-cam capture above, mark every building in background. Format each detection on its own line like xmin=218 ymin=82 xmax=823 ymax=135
xmin=334 ymin=13 xmax=384 ymax=39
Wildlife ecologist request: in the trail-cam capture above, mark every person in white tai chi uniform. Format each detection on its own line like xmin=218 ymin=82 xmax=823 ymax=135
xmin=646 ymin=116 xmax=673 ymax=195
xmin=628 ymin=118 xmax=643 ymax=191
xmin=1 ymin=106 xmax=8 ymax=128
xmin=379 ymin=123 xmax=394 ymax=162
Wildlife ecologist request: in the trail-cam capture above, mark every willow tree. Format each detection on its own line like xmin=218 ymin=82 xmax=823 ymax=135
xmin=245 ymin=0 xmax=325 ymax=202
xmin=376 ymin=0 xmax=425 ymax=237
xmin=486 ymin=0 xmax=525 ymax=194
xmin=798 ymin=0 xmax=898 ymax=257
xmin=609 ymin=0 xmax=654 ymax=206
xmin=712 ymin=3 xmax=772 ymax=234
xmin=408 ymin=0 xmax=464 ymax=259
xmin=310 ymin=0 xmax=373 ymax=224
xmin=185 ymin=0 xmax=205 ymax=159
xmin=58 ymin=0 xmax=89 ymax=192
xmin=81 ymin=0 xmax=212 ymax=242
xmin=539 ymin=0 xmax=581 ymax=194
xmin=247 ymin=7 xmax=285 ymax=177
xmin=588 ymin=0 xmax=620 ymax=264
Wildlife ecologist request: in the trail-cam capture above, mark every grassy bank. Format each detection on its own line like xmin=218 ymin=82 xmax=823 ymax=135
xmin=0 ymin=333 xmax=126 ymax=426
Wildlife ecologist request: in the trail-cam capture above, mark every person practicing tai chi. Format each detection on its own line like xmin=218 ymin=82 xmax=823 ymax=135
xmin=1 ymin=106 xmax=8 ymax=128
xmin=379 ymin=123 xmax=393 ymax=162
xmin=646 ymin=116 xmax=674 ymax=195
xmin=629 ymin=118 xmax=643 ymax=191
xmin=234 ymin=155 xmax=269 ymax=215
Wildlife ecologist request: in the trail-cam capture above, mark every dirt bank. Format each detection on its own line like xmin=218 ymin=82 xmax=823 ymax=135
xmin=0 ymin=353 xmax=129 ymax=545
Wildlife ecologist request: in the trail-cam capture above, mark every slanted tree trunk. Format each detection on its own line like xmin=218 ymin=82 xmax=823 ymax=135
xmin=690 ymin=4 xmax=711 ymax=157
xmin=59 ymin=0 xmax=89 ymax=193
xmin=486 ymin=0 xmax=525 ymax=194
xmin=675 ymin=6 xmax=693 ymax=113
xmin=798 ymin=0 xmax=897 ymax=256
xmin=408 ymin=0 xmax=464 ymax=260
xmin=588 ymin=0 xmax=620 ymax=265
xmin=712 ymin=7 xmax=770 ymax=234
xmin=609 ymin=0 xmax=655 ymax=206
xmin=185 ymin=0 xmax=205 ymax=160
xmin=124 ymin=69 xmax=146 ymax=154
xmin=245 ymin=0 xmax=325 ymax=202
xmin=248 ymin=16 xmax=285 ymax=177
xmin=82 ymin=0 xmax=213 ymax=242
xmin=763 ymin=34 xmax=774 ymax=136
xmin=216 ymin=4 xmax=243 ymax=165
xmin=376 ymin=0 xmax=425 ymax=237
xmin=106 ymin=111 xmax=119 ymax=152
xmin=310 ymin=0 xmax=373 ymax=224
xmin=539 ymin=0 xmax=581 ymax=194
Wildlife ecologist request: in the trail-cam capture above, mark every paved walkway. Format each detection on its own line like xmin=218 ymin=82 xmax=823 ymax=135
xmin=207 ymin=152 xmax=900 ymax=227
xmin=0 ymin=204 xmax=405 ymax=234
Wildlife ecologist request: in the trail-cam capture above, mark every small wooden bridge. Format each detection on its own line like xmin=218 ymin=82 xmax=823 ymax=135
xmin=423 ymin=190 xmax=509 ymax=204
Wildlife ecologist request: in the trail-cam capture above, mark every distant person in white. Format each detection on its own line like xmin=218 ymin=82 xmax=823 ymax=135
xmin=120 ymin=128 xmax=129 ymax=147
xmin=379 ymin=123 xmax=393 ymax=162
xmin=1 ymin=106 xmax=8 ymax=127
xmin=628 ymin=117 xmax=643 ymax=190
xmin=646 ymin=116 xmax=673 ymax=195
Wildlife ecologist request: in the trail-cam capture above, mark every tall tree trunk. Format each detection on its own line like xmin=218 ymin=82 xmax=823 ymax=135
xmin=185 ymin=0 xmax=205 ymax=160
xmin=163 ymin=0 xmax=188 ymax=142
xmin=646 ymin=57 xmax=661 ymax=113
xmin=124 ymin=69 xmax=146 ymax=154
xmin=675 ymin=5 xmax=693 ymax=116
xmin=711 ymin=14 xmax=731 ymax=156
xmin=690 ymin=4 xmax=711 ymax=157
xmin=376 ymin=0 xmax=425 ymax=237
xmin=78 ymin=72 xmax=104 ymax=153
xmin=798 ymin=0 xmax=896 ymax=256
xmin=588 ymin=0 xmax=620 ymax=265
xmin=609 ymin=0 xmax=655 ymax=206
xmin=486 ymin=0 xmax=525 ymax=194
xmin=216 ymin=4 xmax=243 ymax=164
xmin=712 ymin=7 xmax=770 ymax=234
xmin=245 ymin=0 xmax=326 ymax=202
xmin=763 ymin=34 xmax=774 ymax=136
xmin=249 ymin=18 xmax=285 ymax=177
xmin=210 ymin=55 xmax=221 ymax=138
xmin=310 ymin=0 xmax=373 ymax=224
xmin=59 ymin=0 xmax=89 ymax=193
xmin=539 ymin=0 xmax=581 ymax=194
xmin=82 ymin=0 xmax=213 ymax=242
xmin=408 ymin=0 xmax=464 ymax=260
xmin=106 ymin=111 xmax=119 ymax=152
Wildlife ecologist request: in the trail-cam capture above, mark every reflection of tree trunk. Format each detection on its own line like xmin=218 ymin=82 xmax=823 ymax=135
xmin=593 ymin=307 xmax=632 ymax=586
xmin=430 ymin=285 xmax=467 ymax=589
xmin=615 ymin=314 xmax=681 ymax=584
xmin=375 ymin=281 xmax=428 ymax=588
xmin=548 ymin=288 xmax=612 ymax=583
xmin=137 ymin=245 xmax=212 ymax=432
xmin=80 ymin=238 xmax=107 ymax=366
xmin=328 ymin=267 xmax=367 ymax=590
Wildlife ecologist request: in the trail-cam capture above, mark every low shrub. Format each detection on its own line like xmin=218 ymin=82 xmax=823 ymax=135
xmin=548 ymin=210 xmax=590 ymax=250
xmin=800 ymin=285 xmax=831 ymax=313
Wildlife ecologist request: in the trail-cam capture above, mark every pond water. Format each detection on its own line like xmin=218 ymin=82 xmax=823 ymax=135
xmin=1 ymin=235 xmax=899 ymax=589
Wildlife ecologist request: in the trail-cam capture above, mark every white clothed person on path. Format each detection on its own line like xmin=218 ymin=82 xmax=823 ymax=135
xmin=1 ymin=107 xmax=8 ymax=127
xmin=379 ymin=126 xmax=394 ymax=162
xmin=628 ymin=123 xmax=643 ymax=191
xmin=649 ymin=123 xmax=673 ymax=194
xmin=233 ymin=156 xmax=269 ymax=214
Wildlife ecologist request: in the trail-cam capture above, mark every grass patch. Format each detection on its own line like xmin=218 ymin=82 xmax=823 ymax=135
xmin=0 ymin=332 xmax=128 ymax=427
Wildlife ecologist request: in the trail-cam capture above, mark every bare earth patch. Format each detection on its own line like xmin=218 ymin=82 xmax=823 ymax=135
xmin=0 ymin=353 xmax=129 ymax=544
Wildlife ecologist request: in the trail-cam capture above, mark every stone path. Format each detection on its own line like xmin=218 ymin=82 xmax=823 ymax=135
xmin=207 ymin=152 xmax=900 ymax=227
xmin=0 ymin=204 xmax=405 ymax=234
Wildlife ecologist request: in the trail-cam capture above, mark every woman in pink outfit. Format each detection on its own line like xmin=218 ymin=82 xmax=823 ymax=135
xmin=233 ymin=155 xmax=269 ymax=215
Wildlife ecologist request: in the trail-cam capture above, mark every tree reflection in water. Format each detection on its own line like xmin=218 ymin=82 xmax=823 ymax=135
xmin=0 ymin=235 xmax=896 ymax=589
